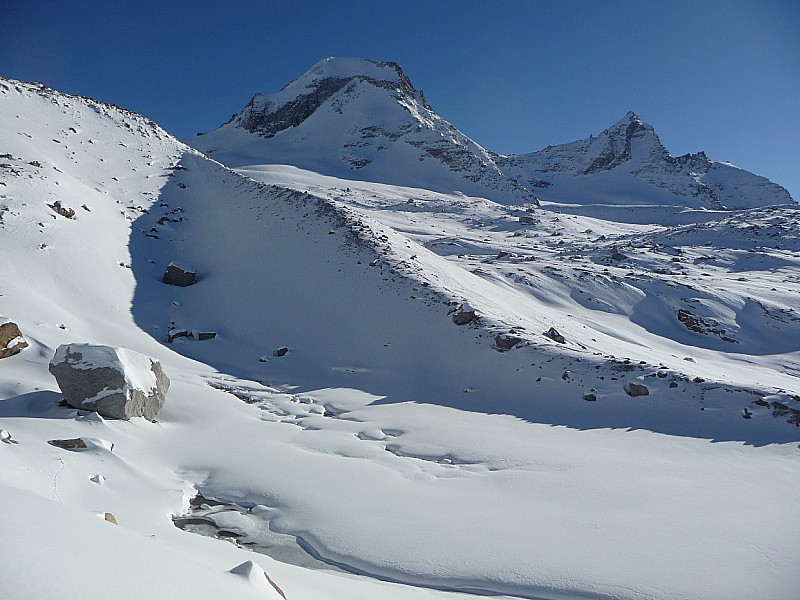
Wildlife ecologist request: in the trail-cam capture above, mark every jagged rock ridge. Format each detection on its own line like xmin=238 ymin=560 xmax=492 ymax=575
xmin=192 ymin=59 xmax=793 ymax=210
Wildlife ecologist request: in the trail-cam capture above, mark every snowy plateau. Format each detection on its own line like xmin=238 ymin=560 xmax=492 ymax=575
xmin=0 ymin=57 xmax=799 ymax=600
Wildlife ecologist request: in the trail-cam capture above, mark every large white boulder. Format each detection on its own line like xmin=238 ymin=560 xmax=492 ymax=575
xmin=49 ymin=344 xmax=169 ymax=420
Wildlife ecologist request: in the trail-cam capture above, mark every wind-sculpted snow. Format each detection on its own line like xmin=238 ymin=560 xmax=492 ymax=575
xmin=1 ymin=74 xmax=799 ymax=600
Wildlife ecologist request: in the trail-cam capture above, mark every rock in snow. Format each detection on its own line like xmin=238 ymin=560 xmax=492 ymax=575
xmin=162 ymin=262 xmax=197 ymax=287
xmin=0 ymin=319 xmax=28 ymax=359
xmin=48 ymin=343 xmax=169 ymax=420
xmin=625 ymin=381 xmax=650 ymax=397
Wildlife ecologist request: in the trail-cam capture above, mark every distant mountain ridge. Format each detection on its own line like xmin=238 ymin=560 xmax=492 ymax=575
xmin=191 ymin=57 xmax=793 ymax=209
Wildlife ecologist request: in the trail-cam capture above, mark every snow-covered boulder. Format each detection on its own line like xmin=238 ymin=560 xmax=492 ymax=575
xmin=162 ymin=262 xmax=197 ymax=287
xmin=49 ymin=344 xmax=169 ymax=420
xmin=0 ymin=319 xmax=28 ymax=359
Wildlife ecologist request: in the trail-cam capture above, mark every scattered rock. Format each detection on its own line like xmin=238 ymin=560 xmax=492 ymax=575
xmin=625 ymin=381 xmax=650 ymax=397
xmin=274 ymin=347 xmax=289 ymax=357
xmin=669 ymin=381 xmax=678 ymax=388
xmin=49 ymin=343 xmax=169 ymax=420
xmin=518 ymin=215 xmax=536 ymax=224
xmin=452 ymin=304 xmax=477 ymax=325
xmin=693 ymin=377 xmax=705 ymax=383
xmin=584 ymin=393 xmax=597 ymax=401
xmin=48 ymin=437 xmax=87 ymax=450
xmin=0 ymin=320 xmax=28 ymax=359
xmin=494 ymin=334 xmax=522 ymax=352
xmin=610 ymin=246 xmax=627 ymax=261
xmin=162 ymin=262 xmax=197 ymax=287
xmin=48 ymin=200 xmax=75 ymax=219
xmin=545 ymin=327 xmax=565 ymax=344
xmin=168 ymin=328 xmax=217 ymax=343
xmin=0 ymin=429 xmax=17 ymax=444
xmin=104 ymin=512 xmax=118 ymax=525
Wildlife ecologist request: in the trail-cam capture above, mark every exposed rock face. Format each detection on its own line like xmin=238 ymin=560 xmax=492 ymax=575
xmin=49 ymin=343 xmax=169 ymax=420
xmin=0 ymin=320 xmax=28 ymax=358
xmin=162 ymin=262 xmax=197 ymax=287
xmin=625 ymin=381 xmax=650 ymax=397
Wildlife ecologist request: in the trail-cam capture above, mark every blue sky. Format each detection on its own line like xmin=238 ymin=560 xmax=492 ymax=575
xmin=3 ymin=1 xmax=799 ymax=199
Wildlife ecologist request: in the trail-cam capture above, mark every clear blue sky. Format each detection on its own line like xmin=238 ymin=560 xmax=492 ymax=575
xmin=3 ymin=1 xmax=799 ymax=199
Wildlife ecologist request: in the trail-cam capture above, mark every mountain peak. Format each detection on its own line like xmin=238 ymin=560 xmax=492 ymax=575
xmin=300 ymin=57 xmax=406 ymax=86
xmin=229 ymin=57 xmax=424 ymax=139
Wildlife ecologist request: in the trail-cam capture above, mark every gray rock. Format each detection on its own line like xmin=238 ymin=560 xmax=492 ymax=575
xmin=625 ymin=381 xmax=650 ymax=397
xmin=48 ymin=438 xmax=88 ymax=450
xmin=584 ymin=393 xmax=597 ymax=401
xmin=546 ymin=327 xmax=566 ymax=344
xmin=494 ymin=335 xmax=522 ymax=352
xmin=49 ymin=343 xmax=169 ymax=420
xmin=453 ymin=304 xmax=477 ymax=325
xmin=162 ymin=262 xmax=197 ymax=287
xmin=274 ymin=347 xmax=289 ymax=357
xmin=0 ymin=320 xmax=28 ymax=359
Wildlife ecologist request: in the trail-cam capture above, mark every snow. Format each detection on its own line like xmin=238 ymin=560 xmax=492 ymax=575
xmin=0 ymin=73 xmax=799 ymax=600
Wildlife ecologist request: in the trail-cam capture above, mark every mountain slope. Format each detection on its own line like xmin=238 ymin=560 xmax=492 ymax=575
xmin=191 ymin=57 xmax=538 ymax=204
xmin=503 ymin=111 xmax=794 ymax=208
xmin=191 ymin=58 xmax=793 ymax=210
xmin=1 ymin=75 xmax=799 ymax=600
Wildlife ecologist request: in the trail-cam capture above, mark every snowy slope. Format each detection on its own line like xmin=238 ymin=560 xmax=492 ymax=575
xmin=1 ymin=75 xmax=800 ymax=600
xmin=191 ymin=59 xmax=793 ymax=210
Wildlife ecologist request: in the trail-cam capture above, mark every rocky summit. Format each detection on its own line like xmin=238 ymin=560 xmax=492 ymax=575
xmin=192 ymin=59 xmax=793 ymax=210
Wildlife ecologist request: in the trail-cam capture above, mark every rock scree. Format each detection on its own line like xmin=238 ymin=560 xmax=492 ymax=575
xmin=48 ymin=343 xmax=169 ymax=420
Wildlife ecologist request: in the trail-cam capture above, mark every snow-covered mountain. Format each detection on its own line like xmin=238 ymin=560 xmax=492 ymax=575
xmin=192 ymin=58 xmax=793 ymax=210
xmin=192 ymin=57 xmax=536 ymax=204
xmin=1 ymin=72 xmax=799 ymax=600
xmin=503 ymin=111 xmax=794 ymax=209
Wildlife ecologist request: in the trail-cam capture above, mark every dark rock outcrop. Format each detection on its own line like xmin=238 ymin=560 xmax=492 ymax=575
xmin=162 ymin=262 xmax=197 ymax=287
